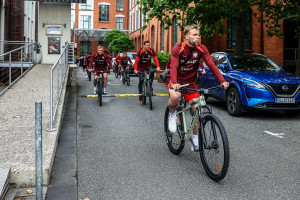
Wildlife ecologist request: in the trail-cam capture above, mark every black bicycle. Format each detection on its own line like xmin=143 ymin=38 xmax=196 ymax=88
xmin=115 ymin=65 xmax=121 ymax=78
xmin=94 ymin=70 xmax=106 ymax=106
xmin=122 ymin=65 xmax=131 ymax=86
xmin=164 ymin=84 xmax=230 ymax=182
xmin=139 ymin=70 xmax=155 ymax=110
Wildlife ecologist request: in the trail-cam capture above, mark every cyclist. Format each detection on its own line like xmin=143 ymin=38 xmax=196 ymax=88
xmin=79 ymin=56 xmax=86 ymax=75
xmin=120 ymin=52 xmax=133 ymax=81
xmin=84 ymin=52 xmax=92 ymax=81
xmin=134 ymin=41 xmax=160 ymax=102
xmin=88 ymin=46 xmax=113 ymax=94
xmin=166 ymin=25 xmax=229 ymax=151
xmin=114 ymin=52 xmax=122 ymax=74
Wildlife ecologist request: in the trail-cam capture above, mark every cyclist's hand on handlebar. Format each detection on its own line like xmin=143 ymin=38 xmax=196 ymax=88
xmin=134 ymin=70 xmax=138 ymax=74
xmin=156 ymin=67 xmax=160 ymax=71
xmin=171 ymin=83 xmax=181 ymax=91
xmin=221 ymin=81 xmax=229 ymax=89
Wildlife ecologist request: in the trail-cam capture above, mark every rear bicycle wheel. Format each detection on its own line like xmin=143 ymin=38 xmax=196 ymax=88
xmin=98 ymin=80 xmax=103 ymax=106
xmin=148 ymin=83 xmax=153 ymax=110
xmin=164 ymin=106 xmax=185 ymax=155
xmin=199 ymin=114 xmax=229 ymax=182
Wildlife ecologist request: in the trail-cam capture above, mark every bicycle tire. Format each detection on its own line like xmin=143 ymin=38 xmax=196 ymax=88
xmin=199 ymin=114 xmax=229 ymax=182
xmin=122 ymin=73 xmax=125 ymax=84
xmin=164 ymin=106 xmax=185 ymax=155
xmin=148 ymin=83 xmax=153 ymax=110
xmin=127 ymin=72 xmax=130 ymax=86
xmin=142 ymin=81 xmax=147 ymax=104
xmin=98 ymin=80 xmax=103 ymax=106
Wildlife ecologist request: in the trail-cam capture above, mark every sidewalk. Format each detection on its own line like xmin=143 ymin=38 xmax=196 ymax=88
xmin=0 ymin=64 xmax=71 ymax=197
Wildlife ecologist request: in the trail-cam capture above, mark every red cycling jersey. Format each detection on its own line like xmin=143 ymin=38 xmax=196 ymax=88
xmin=167 ymin=42 xmax=225 ymax=89
xmin=83 ymin=54 xmax=92 ymax=66
xmin=115 ymin=55 xmax=122 ymax=65
xmin=89 ymin=52 xmax=112 ymax=71
xmin=134 ymin=48 xmax=160 ymax=71
xmin=120 ymin=56 xmax=133 ymax=67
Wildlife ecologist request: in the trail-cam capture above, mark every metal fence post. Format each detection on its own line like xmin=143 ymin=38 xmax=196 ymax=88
xmin=21 ymin=49 xmax=23 ymax=75
xmin=35 ymin=102 xmax=43 ymax=200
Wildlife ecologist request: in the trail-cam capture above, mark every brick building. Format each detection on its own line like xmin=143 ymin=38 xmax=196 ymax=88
xmin=72 ymin=0 xmax=130 ymax=57
xmin=128 ymin=2 xmax=298 ymax=73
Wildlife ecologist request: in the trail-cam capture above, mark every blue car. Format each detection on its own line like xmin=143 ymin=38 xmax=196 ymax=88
xmin=200 ymin=52 xmax=300 ymax=116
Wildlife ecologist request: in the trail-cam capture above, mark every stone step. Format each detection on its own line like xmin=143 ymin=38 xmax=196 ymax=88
xmin=0 ymin=165 xmax=11 ymax=200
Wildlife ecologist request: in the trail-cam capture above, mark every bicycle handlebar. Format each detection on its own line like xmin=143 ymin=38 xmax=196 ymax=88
xmin=170 ymin=84 xmax=224 ymax=94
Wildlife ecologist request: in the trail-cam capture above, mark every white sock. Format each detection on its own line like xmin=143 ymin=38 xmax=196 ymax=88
xmin=170 ymin=112 xmax=176 ymax=118
xmin=192 ymin=135 xmax=198 ymax=144
xmin=94 ymin=86 xmax=96 ymax=90
xmin=104 ymin=88 xmax=106 ymax=91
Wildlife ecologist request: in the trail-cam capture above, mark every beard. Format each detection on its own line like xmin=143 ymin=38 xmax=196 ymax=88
xmin=188 ymin=38 xmax=199 ymax=46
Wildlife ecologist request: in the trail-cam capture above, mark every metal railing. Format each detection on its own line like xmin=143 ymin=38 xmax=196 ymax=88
xmin=48 ymin=42 xmax=74 ymax=131
xmin=0 ymin=43 xmax=35 ymax=95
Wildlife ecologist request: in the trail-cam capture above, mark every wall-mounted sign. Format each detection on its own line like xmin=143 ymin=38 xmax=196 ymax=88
xmin=48 ymin=37 xmax=60 ymax=54
xmin=46 ymin=25 xmax=63 ymax=36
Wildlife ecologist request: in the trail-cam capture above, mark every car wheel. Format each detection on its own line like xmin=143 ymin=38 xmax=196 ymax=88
xmin=226 ymin=87 xmax=242 ymax=116
xmin=283 ymin=110 xmax=300 ymax=116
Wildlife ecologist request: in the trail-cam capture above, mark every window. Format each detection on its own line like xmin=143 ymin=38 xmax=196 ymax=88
xmin=173 ymin=17 xmax=178 ymax=46
xmin=135 ymin=10 xmax=138 ymax=30
xmin=117 ymin=0 xmax=123 ymax=11
xmin=152 ymin=26 xmax=155 ymax=49
xmin=132 ymin=12 xmax=135 ymax=31
xmin=80 ymin=0 xmax=92 ymax=9
xmin=227 ymin=10 xmax=252 ymax=49
xmin=80 ymin=15 xmax=91 ymax=29
xmin=161 ymin=23 xmax=165 ymax=51
xmin=71 ymin=3 xmax=75 ymax=9
xmin=80 ymin=41 xmax=90 ymax=56
xmin=99 ymin=5 xmax=109 ymax=22
xmin=116 ymin=17 xmax=123 ymax=30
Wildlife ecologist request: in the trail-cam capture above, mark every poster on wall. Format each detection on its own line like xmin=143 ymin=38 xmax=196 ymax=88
xmin=48 ymin=37 xmax=60 ymax=54
xmin=46 ymin=25 xmax=63 ymax=36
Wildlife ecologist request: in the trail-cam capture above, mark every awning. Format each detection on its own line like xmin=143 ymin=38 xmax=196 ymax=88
xmin=74 ymin=29 xmax=131 ymax=41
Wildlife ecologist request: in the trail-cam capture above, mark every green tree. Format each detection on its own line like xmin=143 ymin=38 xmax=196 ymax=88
xmin=140 ymin=0 xmax=255 ymax=53
xmin=103 ymin=30 xmax=127 ymax=44
xmin=109 ymin=35 xmax=135 ymax=52
xmin=255 ymin=0 xmax=300 ymax=76
xmin=141 ymin=0 xmax=300 ymax=75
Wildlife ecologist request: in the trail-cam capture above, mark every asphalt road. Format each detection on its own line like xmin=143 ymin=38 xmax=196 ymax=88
xmin=75 ymin=69 xmax=300 ymax=200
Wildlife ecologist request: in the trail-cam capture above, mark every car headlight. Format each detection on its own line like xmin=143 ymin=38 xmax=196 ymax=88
xmin=243 ymin=79 xmax=266 ymax=89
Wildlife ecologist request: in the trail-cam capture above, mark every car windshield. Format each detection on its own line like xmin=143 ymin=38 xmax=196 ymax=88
xmin=228 ymin=54 xmax=282 ymax=72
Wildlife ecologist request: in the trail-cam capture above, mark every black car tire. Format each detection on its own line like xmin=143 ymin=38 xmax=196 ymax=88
xmin=283 ymin=110 xmax=300 ymax=116
xmin=226 ymin=87 xmax=242 ymax=116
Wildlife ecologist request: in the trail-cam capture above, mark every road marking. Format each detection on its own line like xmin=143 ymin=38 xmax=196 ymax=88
xmin=86 ymin=94 xmax=170 ymax=98
xmin=263 ymin=131 xmax=285 ymax=138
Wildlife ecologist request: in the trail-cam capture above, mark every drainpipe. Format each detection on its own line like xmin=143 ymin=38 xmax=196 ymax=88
xmin=261 ymin=11 xmax=264 ymax=55
xmin=9 ymin=0 xmax=12 ymax=41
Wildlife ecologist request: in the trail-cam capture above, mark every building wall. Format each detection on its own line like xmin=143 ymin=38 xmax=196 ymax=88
xmin=128 ymin=5 xmax=284 ymax=66
xmin=73 ymin=0 xmax=130 ymax=57
xmin=39 ymin=2 xmax=71 ymax=64
xmin=24 ymin=1 xmax=36 ymax=43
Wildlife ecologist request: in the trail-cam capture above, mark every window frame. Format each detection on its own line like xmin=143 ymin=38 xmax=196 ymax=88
xmin=99 ymin=4 xmax=110 ymax=22
xmin=116 ymin=0 xmax=124 ymax=11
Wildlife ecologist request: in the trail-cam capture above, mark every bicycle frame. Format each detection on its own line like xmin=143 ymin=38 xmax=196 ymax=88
xmin=176 ymin=95 xmax=213 ymax=149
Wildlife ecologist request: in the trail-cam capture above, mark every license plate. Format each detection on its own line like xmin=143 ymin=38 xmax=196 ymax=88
xmin=276 ymin=98 xmax=295 ymax=103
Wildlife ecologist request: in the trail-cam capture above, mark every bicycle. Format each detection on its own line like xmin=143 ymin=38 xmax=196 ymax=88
xmin=122 ymin=65 xmax=131 ymax=86
xmin=139 ymin=70 xmax=156 ymax=110
xmin=115 ymin=65 xmax=121 ymax=78
xmin=164 ymin=84 xmax=230 ymax=182
xmin=93 ymin=70 xmax=107 ymax=107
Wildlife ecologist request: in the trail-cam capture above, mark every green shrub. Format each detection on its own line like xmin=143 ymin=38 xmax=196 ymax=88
xmin=152 ymin=52 xmax=171 ymax=70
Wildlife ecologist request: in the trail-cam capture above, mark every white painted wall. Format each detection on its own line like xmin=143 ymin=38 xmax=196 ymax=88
xmin=0 ymin=0 xmax=5 ymax=56
xmin=38 ymin=3 xmax=71 ymax=64
xmin=24 ymin=1 xmax=36 ymax=43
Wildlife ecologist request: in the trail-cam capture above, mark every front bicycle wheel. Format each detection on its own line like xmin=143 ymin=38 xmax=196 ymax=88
xmin=98 ymin=80 xmax=103 ymax=106
xmin=127 ymin=71 xmax=130 ymax=86
xmin=142 ymin=82 xmax=147 ymax=104
xmin=164 ymin=106 xmax=185 ymax=155
xmin=148 ymin=83 xmax=153 ymax=110
xmin=199 ymin=114 xmax=229 ymax=182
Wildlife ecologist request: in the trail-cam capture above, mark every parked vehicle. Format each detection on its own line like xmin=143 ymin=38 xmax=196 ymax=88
xmin=200 ymin=52 xmax=300 ymax=116
xmin=120 ymin=52 xmax=137 ymax=75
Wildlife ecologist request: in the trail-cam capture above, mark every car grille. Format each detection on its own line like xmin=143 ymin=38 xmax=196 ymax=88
xmin=264 ymin=83 xmax=300 ymax=97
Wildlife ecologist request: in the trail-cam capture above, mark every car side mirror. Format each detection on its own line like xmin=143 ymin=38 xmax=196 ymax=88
xmin=220 ymin=63 xmax=227 ymax=72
